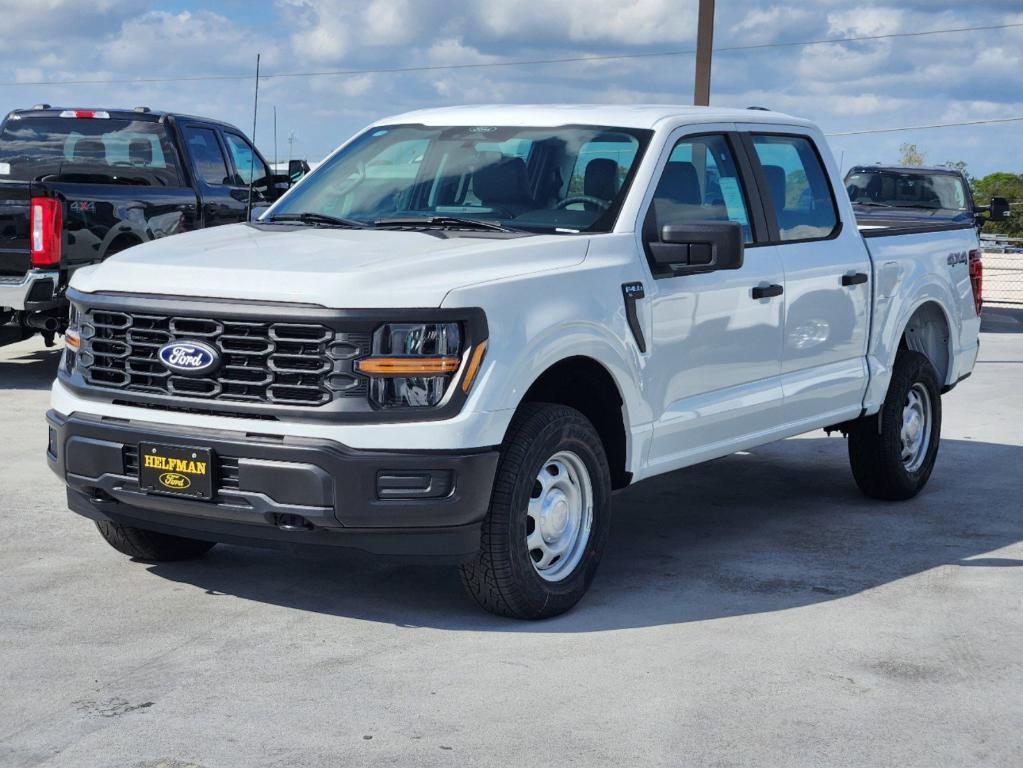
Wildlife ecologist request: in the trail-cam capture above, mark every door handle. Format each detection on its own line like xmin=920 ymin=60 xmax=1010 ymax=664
xmin=842 ymin=272 xmax=869 ymax=286
xmin=752 ymin=284 xmax=784 ymax=300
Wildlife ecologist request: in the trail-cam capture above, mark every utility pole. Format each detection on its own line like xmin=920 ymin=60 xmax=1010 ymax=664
xmin=273 ymin=105 xmax=278 ymax=170
xmin=288 ymin=130 xmax=296 ymax=162
xmin=694 ymin=0 xmax=715 ymax=106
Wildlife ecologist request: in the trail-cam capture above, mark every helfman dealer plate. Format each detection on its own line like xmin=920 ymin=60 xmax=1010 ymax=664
xmin=138 ymin=443 xmax=215 ymax=500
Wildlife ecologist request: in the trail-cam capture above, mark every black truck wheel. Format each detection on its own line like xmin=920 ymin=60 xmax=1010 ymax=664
xmin=95 ymin=520 xmax=216 ymax=561
xmin=847 ymin=350 xmax=942 ymax=500
xmin=459 ymin=403 xmax=612 ymax=619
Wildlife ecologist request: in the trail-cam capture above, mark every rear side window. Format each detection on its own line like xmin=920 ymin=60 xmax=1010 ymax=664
xmin=182 ymin=126 xmax=230 ymax=186
xmin=751 ymin=135 xmax=838 ymax=242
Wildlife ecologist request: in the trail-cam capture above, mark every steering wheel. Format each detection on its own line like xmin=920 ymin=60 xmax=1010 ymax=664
xmin=555 ymin=195 xmax=610 ymax=211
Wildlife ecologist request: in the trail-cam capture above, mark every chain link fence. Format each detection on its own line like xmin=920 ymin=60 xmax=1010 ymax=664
xmin=981 ymin=235 xmax=1023 ymax=307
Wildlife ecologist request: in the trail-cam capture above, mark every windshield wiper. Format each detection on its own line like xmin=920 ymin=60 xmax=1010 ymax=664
xmin=266 ymin=212 xmax=368 ymax=229
xmin=855 ymin=202 xmax=897 ymax=208
xmin=373 ymin=215 xmax=520 ymax=233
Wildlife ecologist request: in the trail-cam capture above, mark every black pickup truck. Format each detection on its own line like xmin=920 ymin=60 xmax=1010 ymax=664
xmin=0 ymin=105 xmax=297 ymax=347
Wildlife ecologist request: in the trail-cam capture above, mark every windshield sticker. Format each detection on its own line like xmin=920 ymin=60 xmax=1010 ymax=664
xmin=0 ymin=162 xmax=9 ymax=175
xmin=719 ymin=177 xmax=748 ymax=225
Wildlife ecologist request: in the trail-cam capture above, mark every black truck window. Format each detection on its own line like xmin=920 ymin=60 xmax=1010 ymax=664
xmin=222 ymin=131 xmax=269 ymax=189
xmin=0 ymin=116 xmax=180 ymax=185
xmin=182 ymin=126 xmax=230 ymax=186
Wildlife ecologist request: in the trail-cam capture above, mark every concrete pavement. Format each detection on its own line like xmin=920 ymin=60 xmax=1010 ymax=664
xmin=1 ymin=314 xmax=1021 ymax=767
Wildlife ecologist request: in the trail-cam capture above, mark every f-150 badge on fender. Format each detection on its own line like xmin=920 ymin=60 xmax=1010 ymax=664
xmin=158 ymin=340 xmax=220 ymax=375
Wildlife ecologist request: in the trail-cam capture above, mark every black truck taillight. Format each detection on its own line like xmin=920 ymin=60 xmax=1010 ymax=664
xmin=30 ymin=197 xmax=62 ymax=267
xmin=968 ymin=249 xmax=983 ymax=317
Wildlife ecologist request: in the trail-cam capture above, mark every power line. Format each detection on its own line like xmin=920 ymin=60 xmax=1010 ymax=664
xmin=827 ymin=115 xmax=1023 ymax=136
xmin=3 ymin=21 xmax=1021 ymax=88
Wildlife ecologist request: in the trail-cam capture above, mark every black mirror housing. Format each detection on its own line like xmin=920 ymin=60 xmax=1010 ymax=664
xmin=990 ymin=196 xmax=1011 ymax=221
xmin=649 ymin=221 xmax=744 ymax=274
xmin=288 ymin=159 xmax=309 ymax=180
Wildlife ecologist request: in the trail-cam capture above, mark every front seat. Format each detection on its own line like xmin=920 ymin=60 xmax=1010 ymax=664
xmin=472 ymin=157 xmax=534 ymax=216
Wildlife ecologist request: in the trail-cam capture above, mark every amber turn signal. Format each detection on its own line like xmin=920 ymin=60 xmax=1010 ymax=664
xmin=65 ymin=329 xmax=81 ymax=350
xmin=356 ymin=356 xmax=461 ymax=375
xmin=461 ymin=341 xmax=488 ymax=393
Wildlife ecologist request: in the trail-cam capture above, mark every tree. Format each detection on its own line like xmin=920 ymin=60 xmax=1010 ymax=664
xmin=899 ymin=143 xmax=926 ymax=166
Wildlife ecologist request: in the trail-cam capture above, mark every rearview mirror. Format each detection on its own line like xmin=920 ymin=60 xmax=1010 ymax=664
xmin=649 ymin=221 xmax=744 ymax=274
xmin=990 ymin=196 xmax=1011 ymax=221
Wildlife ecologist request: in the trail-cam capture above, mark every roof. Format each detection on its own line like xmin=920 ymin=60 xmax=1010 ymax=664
xmin=847 ymin=164 xmax=965 ymax=176
xmin=371 ymin=104 xmax=814 ymax=131
xmin=8 ymin=106 xmax=245 ymax=133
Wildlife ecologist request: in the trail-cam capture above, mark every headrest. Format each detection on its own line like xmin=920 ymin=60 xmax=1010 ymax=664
xmin=655 ymin=161 xmax=701 ymax=206
xmin=73 ymin=139 xmax=106 ymax=163
xmin=584 ymin=158 xmax=619 ymax=200
xmin=761 ymin=164 xmax=787 ymax=209
xmin=473 ymin=156 xmax=531 ymax=204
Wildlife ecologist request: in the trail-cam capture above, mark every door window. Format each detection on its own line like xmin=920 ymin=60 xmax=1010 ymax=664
xmin=650 ymin=134 xmax=752 ymax=243
xmin=182 ymin=126 xmax=230 ymax=186
xmin=223 ymin=132 xmax=270 ymax=190
xmin=750 ymin=135 xmax=838 ymax=242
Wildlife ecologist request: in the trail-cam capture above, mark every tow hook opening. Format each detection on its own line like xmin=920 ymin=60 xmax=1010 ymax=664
xmin=274 ymin=513 xmax=315 ymax=532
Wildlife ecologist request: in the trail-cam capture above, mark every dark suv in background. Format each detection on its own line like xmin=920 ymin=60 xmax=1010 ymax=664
xmin=0 ymin=105 xmax=300 ymax=348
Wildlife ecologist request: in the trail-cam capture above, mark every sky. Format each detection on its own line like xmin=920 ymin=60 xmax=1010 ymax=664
xmin=1 ymin=0 xmax=1021 ymax=177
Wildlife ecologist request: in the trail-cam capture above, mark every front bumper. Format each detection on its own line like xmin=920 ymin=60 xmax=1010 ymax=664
xmin=46 ymin=410 xmax=499 ymax=562
xmin=0 ymin=270 xmax=60 ymax=311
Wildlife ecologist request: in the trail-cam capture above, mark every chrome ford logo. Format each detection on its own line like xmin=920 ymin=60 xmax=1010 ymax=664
xmin=158 ymin=340 xmax=220 ymax=375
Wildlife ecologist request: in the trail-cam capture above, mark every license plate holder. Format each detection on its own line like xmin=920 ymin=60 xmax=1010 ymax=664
xmin=138 ymin=442 xmax=215 ymax=500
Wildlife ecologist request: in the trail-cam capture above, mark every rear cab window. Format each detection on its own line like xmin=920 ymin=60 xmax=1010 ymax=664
xmin=0 ymin=115 xmax=181 ymax=186
xmin=750 ymin=134 xmax=839 ymax=242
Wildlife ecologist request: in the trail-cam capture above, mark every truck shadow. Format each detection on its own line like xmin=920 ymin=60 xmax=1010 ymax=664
xmin=144 ymin=435 xmax=1023 ymax=632
xmin=0 ymin=343 xmax=61 ymax=390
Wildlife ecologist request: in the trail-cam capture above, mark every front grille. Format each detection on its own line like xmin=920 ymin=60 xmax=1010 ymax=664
xmin=82 ymin=309 xmax=370 ymax=407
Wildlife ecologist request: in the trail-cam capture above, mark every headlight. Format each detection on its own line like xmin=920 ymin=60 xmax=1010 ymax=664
xmin=63 ymin=304 xmax=81 ymax=373
xmin=356 ymin=322 xmax=465 ymax=408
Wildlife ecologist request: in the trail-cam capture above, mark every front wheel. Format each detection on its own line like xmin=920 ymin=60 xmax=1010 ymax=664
xmin=847 ymin=350 xmax=942 ymax=500
xmin=459 ymin=403 xmax=612 ymax=619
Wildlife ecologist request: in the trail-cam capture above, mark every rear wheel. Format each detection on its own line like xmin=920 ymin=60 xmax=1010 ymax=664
xmin=847 ymin=350 xmax=942 ymax=500
xmin=459 ymin=403 xmax=612 ymax=619
xmin=95 ymin=520 xmax=216 ymax=561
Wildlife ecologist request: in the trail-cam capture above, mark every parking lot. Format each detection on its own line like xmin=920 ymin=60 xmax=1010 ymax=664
xmin=2 ymin=310 xmax=1021 ymax=768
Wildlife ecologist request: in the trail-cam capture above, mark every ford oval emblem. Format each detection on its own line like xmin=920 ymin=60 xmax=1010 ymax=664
xmin=158 ymin=340 xmax=221 ymax=375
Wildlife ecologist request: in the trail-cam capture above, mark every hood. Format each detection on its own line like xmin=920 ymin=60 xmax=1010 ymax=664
xmin=70 ymin=224 xmax=589 ymax=308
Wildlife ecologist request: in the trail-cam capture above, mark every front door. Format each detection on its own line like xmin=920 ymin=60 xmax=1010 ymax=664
xmin=180 ymin=124 xmax=248 ymax=227
xmin=642 ymin=130 xmax=786 ymax=474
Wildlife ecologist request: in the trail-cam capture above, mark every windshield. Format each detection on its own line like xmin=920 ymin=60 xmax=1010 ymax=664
xmin=270 ymin=124 xmax=652 ymax=233
xmin=845 ymin=169 xmax=969 ymax=211
xmin=0 ymin=116 xmax=181 ymax=186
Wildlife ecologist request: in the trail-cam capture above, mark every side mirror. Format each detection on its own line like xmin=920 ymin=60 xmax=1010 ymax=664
xmin=265 ymin=173 xmax=292 ymax=201
xmin=649 ymin=221 xmax=744 ymax=274
xmin=288 ymin=159 xmax=309 ymax=180
xmin=990 ymin=196 xmax=1011 ymax=221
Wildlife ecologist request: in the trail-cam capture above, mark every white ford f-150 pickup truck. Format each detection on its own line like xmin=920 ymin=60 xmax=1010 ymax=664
xmin=47 ymin=105 xmax=982 ymax=619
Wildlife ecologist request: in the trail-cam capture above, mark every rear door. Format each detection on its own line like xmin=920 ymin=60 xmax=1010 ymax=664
xmin=640 ymin=127 xmax=787 ymax=473
xmin=179 ymin=124 xmax=247 ymax=227
xmin=740 ymin=128 xmax=871 ymax=426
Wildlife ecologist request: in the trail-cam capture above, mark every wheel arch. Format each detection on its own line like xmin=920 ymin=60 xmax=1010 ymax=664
xmin=898 ymin=299 xmax=953 ymax=387
xmin=512 ymin=355 xmax=632 ymax=490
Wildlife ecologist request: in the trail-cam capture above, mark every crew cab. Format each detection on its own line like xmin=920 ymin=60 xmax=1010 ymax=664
xmin=0 ymin=105 xmax=292 ymax=348
xmin=47 ymin=106 xmax=982 ymax=619
xmin=845 ymin=164 xmax=1011 ymax=228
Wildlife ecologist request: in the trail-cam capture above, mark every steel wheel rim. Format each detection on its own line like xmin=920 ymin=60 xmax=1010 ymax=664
xmin=900 ymin=382 xmax=932 ymax=473
xmin=526 ymin=450 xmax=594 ymax=582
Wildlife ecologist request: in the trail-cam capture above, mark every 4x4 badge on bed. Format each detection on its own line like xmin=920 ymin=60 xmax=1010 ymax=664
xmin=158 ymin=340 xmax=221 ymax=375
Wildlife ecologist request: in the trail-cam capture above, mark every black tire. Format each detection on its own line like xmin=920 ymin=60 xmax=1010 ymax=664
xmin=94 ymin=520 xmax=216 ymax=561
xmin=848 ymin=350 xmax=942 ymax=500
xmin=459 ymin=403 xmax=612 ymax=619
